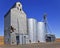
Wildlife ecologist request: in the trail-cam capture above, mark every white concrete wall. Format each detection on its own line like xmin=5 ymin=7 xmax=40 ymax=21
xmin=11 ymin=8 xmax=27 ymax=35
xmin=4 ymin=11 xmax=11 ymax=44
xmin=10 ymin=2 xmax=27 ymax=45
xmin=19 ymin=35 xmax=26 ymax=44
xmin=10 ymin=32 xmax=16 ymax=45
xmin=19 ymin=35 xmax=29 ymax=44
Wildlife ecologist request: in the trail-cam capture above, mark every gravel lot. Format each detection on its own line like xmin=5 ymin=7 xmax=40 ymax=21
xmin=0 ymin=42 xmax=60 ymax=48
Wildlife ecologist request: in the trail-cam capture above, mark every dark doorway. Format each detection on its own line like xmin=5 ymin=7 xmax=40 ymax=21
xmin=16 ymin=36 xmax=20 ymax=45
xmin=46 ymin=37 xmax=51 ymax=42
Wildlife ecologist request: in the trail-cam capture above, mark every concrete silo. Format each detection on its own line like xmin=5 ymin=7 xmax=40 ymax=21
xmin=37 ymin=22 xmax=46 ymax=42
xmin=4 ymin=2 xmax=27 ymax=45
xmin=19 ymin=35 xmax=29 ymax=44
xmin=28 ymin=18 xmax=37 ymax=43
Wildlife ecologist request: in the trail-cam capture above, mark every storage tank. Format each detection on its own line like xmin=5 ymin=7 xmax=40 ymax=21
xmin=37 ymin=22 xmax=46 ymax=42
xmin=28 ymin=18 xmax=37 ymax=43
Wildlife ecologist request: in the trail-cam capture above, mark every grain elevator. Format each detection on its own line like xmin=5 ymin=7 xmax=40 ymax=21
xmin=4 ymin=2 xmax=55 ymax=45
xmin=4 ymin=2 xmax=28 ymax=45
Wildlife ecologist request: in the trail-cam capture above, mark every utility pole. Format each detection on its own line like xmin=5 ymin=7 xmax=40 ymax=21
xmin=43 ymin=13 xmax=47 ymax=33
xmin=43 ymin=13 xmax=48 ymax=42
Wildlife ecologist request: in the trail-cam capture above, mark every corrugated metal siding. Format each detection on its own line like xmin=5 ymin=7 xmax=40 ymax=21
xmin=37 ymin=22 xmax=46 ymax=42
xmin=28 ymin=18 xmax=37 ymax=43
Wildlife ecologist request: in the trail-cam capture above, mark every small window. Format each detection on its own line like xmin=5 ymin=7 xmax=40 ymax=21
xmin=29 ymin=40 xmax=31 ymax=43
xmin=12 ymin=42 xmax=14 ymax=44
xmin=24 ymin=36 xmax=26 ymax=38
xmin=20 ymin=9 xmax=22 ymax=11
xmin=18 ymin=4 xmax=20 ymax=6
xmin=38 ymin=40 xmax=40 ymax=43
xmin=8 ymin=39 xmax=9 ymax=41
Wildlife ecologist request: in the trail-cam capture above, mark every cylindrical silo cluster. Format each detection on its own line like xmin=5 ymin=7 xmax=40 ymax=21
xmin=16 ymin=18 xmax=55 ymax=44
xmin=18 ymin=18 xmax=47 ymax=44
xmin=28 ymin=18 xmax=37 ymax=43
xmin=37 ymin=22 xmax=46 ymax=42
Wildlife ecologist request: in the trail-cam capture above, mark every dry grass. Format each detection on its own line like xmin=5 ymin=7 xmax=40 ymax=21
xmin=0 ymin=36 xmax=60 ymax=48
xmin=0 ymin=42 xmax=60 ymax=48
xmin=55 ymin=38 xmax=60 ymax=42
xmin=0 ymin=36 xmax=4 ymax=45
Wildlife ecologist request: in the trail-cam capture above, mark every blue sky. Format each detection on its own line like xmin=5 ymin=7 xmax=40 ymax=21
xmin=0 ymin=0 xmax=60 ymax=38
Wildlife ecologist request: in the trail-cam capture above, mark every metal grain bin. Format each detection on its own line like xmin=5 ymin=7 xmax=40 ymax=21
xmin=28 ymin=18 xmax=37 ymax=43
xmin=37 ymin=22 xmax=46 ymax=42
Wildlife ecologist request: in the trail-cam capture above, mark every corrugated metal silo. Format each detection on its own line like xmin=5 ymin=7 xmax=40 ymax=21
xmin=37 ymin=22 xmax=46 ymax=42
xmin=28 ymin=18 xmax=37 ymax=43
